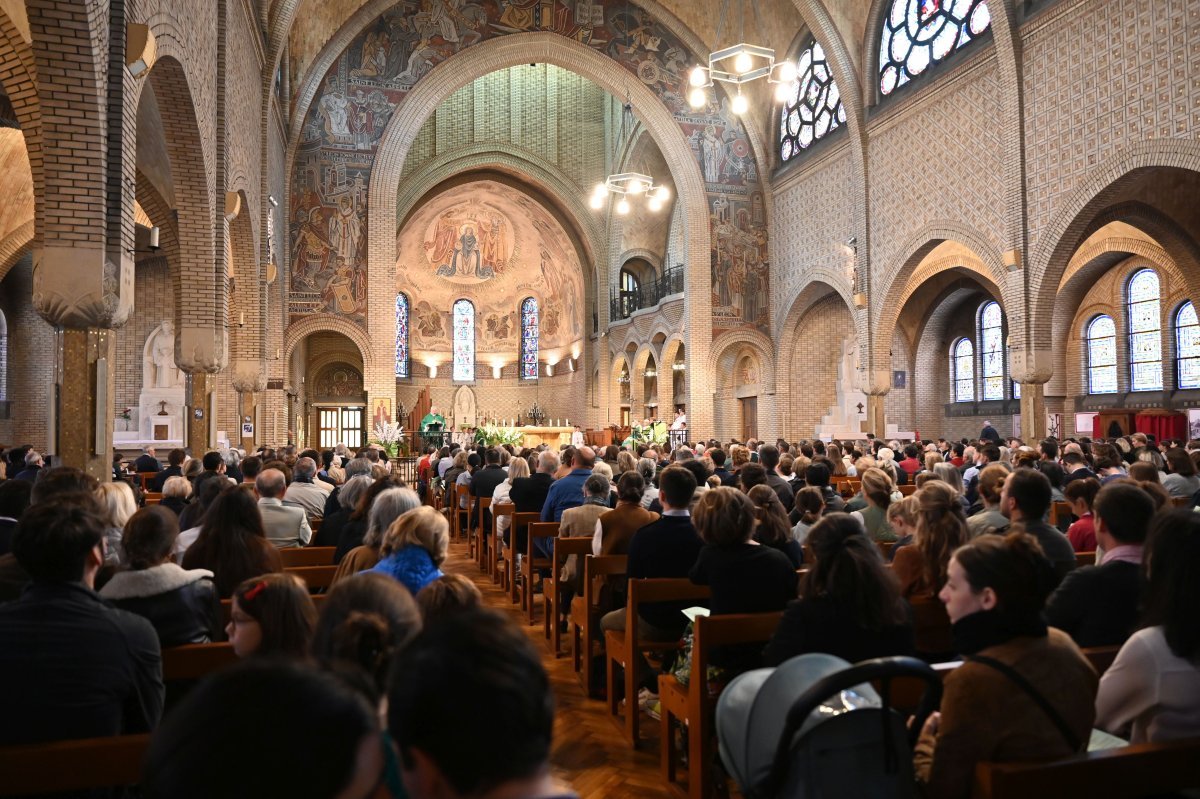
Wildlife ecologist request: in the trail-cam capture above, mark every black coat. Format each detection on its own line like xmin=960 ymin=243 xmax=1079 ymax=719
xmin=149 ymin=465 xmax=183 ymax=493
xmin=101 ymin=565 xmax=222 ymax=648
xmin=133 ymin=454 xmax=162 ymax=474
xmin=510 ymin=473 xmax=555 ymax=515
xmin=1044 ymin=559 xmax=1141 ymax=648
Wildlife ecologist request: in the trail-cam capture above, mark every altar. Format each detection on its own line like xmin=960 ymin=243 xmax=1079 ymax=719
xmin=513 ymin=426 xmax=573 ymax=448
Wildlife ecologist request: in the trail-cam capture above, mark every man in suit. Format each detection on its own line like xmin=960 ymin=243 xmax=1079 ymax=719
xmin=255 ymin=469 xmax=312 ymax=549
xmin=1045 ymin=483 xmax=1154 ymax=647
xmin=133 ymin=447 xmax=161 ymax=475
xmin=283 ymin=457 xmax=326 ymax=521
xmin=12 ymin=451 xmax=44 ymax=483
xmin=980 ymin=420 xmax=1002 ymax=444
xmin=1060 ymin=451 xmax=1097 ymax=486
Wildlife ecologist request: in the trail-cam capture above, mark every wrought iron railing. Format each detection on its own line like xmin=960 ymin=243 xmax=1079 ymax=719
xmin=610 ymin=266 xmax=685 ymax=321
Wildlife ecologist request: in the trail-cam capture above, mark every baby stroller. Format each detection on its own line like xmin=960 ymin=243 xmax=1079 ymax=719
xmin=716 ymin=654 xmax=942 ymax=799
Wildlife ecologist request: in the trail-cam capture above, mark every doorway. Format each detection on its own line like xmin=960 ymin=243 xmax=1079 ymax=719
xmin=316 ymin=405 xmax=365 ymax=449
xmin=740 ymin=397 xmax=757 ymax=441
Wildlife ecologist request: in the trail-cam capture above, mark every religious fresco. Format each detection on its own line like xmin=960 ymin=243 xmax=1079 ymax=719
xmin=396 ymin=179 xmax=584 ymax=357
xmin=290 ymin=0 xmax=768 ymax=335
xmin=312 ymin=362 xmax=365 ymax=400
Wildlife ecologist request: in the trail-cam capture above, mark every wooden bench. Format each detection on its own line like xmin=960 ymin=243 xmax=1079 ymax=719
xmin=162 ymin=641 xmax=238 ymax=682
xmin=279 ymin=546 xmax=336 ymax=568
xmin=1170 ymin=496 xmax=1194 ymax=509
xmin=522 ymin=521 xmax=559 ymax=625
xmin=284 ymin=564 xmax=337 ymax=591
xmin=659 ymin=611 xmax=783 ymax=799
xmin=606 ymin=578 xmax=711 ymax=748
xmin=1049 ymin=501 xmax=1074 ymax=528
xmin=473 ymin=495 xmax=491 ymax=566
xmin=1075 ymin=550 xmax=1096 ymax=568
xmin=570 ymin=554 xmax=627 ymax=696
xmin=491 ymin=502 xmax=514 ymax=586
xmin=137 ymin=471 xmax=158 ymax=491
xmin=899 ymin=484 xmax=918 ymax=496
xmin=548 ymin=536 xmax=595 ymax=655
xmin=0 ymin=733 xmax=150 ymax=795
xmin=1080 ymin=644 xmax=1121 ymax=676
xmin=972 ymin=736 xmax=1200 ymax=799
xmin=144 ymin=491 xmax=163 ymax=506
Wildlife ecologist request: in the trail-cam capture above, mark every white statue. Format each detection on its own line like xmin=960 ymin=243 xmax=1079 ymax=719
xmin=454 ymin=385 xmax=477 ymax=429
xmin=144 ymin=321 xmax=182 ymax=390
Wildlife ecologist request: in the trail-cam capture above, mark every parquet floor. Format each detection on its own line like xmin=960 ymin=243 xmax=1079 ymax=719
xmin=441 ymin=542 xmax=680 ymax=799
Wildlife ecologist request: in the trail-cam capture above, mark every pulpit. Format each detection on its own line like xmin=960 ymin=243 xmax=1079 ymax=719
xmin=1094 ymin=411 xmax=1136 ymax=439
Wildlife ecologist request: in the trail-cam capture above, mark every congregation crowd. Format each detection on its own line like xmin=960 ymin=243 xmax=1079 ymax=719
xmin=0 ymin=427 xmax=1197 ymax=798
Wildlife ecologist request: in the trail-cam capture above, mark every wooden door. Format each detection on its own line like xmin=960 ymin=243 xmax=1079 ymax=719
xmin=740 ymin=396 xmax=757 ymax=441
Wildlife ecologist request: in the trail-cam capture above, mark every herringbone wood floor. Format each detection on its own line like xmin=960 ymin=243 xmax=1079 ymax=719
xmin=442 ymin=543 xmax=681 ymax=798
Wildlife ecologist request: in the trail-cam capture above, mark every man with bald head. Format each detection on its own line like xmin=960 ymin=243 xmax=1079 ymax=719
xmin=255 ymin=468 xmax=312 ymax=549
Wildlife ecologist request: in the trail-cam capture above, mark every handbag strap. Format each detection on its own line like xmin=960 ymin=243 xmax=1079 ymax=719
xmin=968 ymin=654 xmax=1082 ymax=752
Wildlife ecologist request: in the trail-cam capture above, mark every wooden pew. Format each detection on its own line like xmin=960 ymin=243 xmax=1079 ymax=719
xmin=144 ymin=491 xmax=163 ymax=506
xmin=1075 ymin=550 xmax=1096 ymax=568
xmin=899 ymin=484 xmax=918 ymax=496
xmin=0 ymin=733 xmax=150 ymax=795
xmin=453 ymin=484 xmax=475 ymax=544
xmin=507 ymin=512 xmax=540 ymax=604
xmin=523 ymin=522 xmax=559 ymax=625
xmin=548 ymin=536 xmax=595 ymax=655
xmin=659 ymin=611 xmax=783 ymax=799
xmin=606 ymin=578 xmax=711 ymax=748
xmin=162 ymin=641 xmax=237 ymax=682
xmin=570 ymin=554 xmax=627 ymax=696
xmin=137 ymin=471 xmax=158 ymax=491
xmin=279 ymin=546 xmax=336 ymax=568
xmin=972 ymin=737 xmax=1200 ymax=799
xmin=1170 ymin=496 xmax=1194 ymax=509
xmin=1049 ymin=500 xmax=1074 ymax=528
xmin=491 ymin=502 xmax=514 ymax=586
xmin=474 ymin=495 xmax=491 ymax=568
xmin=284 ymin=564 xmax=337 ymax=591
xmin=1080 ymin=645 xmax=1121 ymax=676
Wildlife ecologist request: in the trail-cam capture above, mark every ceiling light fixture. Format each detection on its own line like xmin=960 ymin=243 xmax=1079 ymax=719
xmin=590 ymin=98 xmax=668 ymax=214
xmin=687 ymin=1 xmax=797 ymax=112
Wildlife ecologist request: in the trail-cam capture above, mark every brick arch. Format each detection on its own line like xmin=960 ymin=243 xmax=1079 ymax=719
xmin=774 ymin=282 xmax=851 ymax=436
xmin=0 ymin=9 xmax=40 ymax=247
xmin=229 ymin=189 xmax=264 ymax=376
xmin=0 ymin=221 xmax=33 ymax=283
xmin=709 ymin=329 xmax=776 ymax=391
xmin=911 ymin=285 xmax=992 ymax=434
xmin=284 ymin=314 xmax=373 ymax=369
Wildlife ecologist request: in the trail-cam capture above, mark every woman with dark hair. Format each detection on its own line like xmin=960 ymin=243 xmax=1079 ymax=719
xmin=181 ymin=487 xmax=281 ymax=597
xmin=173 ymin=476 xmax=226 ymax=559
xmin=226 ymin=572 xmax=317 ymax=658
xmin=1160 ymin=446 xmax=1200 ymax=498
xmin=416 ymin=573 xmax=483 ymax=621
xmin=892 ymin=481 xmax=969 ymax=660
xmin=914 ymin=533 xmax=1097 ymax=798
xmin=790 ymin=486 xmax=824 ymax=546
xmin=99 ymin=506 xmax=222 ymax=646
xmin=1062 ymin=477 xmax=1101 ymax=552
xmin=763 ymin=513 xmax=912 ymax=666
xmin=1096 ymin=509 xmax=1200 ymax=742
xmin=142 ymin=660 xmax=385 ymax=799
xmin=334 ymin=475 xmax=407 ymax=564
xmin=745 ymin=484 xmax=803 ymax=567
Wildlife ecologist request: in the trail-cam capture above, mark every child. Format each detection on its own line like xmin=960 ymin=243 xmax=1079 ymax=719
xmin=226 ymin=573 xmax=317 ymax=658
xmin=886 ymin=495 xmax=919 ymax=560
xmin=1063 ymin=477 xmax=1101 ymax=552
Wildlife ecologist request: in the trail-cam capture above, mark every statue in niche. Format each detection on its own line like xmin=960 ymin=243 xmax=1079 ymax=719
xmin=144 ymin=321 xmax=183 ymax=390
xmin=453 ymin=385 xmax=477 ymax=429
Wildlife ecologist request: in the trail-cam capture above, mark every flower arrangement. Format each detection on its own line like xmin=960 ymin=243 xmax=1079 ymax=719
xmin=373 ymin=421 xmax=406 ymax=458
xmin=474 ymin=423 xmax=524 ymax=448
xmin=119 ymin=407 xmax=133 ymax=422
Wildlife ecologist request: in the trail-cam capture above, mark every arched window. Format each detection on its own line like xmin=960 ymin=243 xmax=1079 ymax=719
xmin=1127 ymin=269 xmax=1162 ymax=392
xmin=452 ymin=299 xmax=475 ymax=382
xmin=1176 ymin=301 xmax=1200 ymax=390
xmin=1086 ymin=315 xmax=1118 ymax=395
xmin=520 ymin=296 xmax=539 ymax=380
xmin=953 ymin=338 xmax=974 ymax=402
xmin=780 ymin=39 xmax=845 ymax=161
xmin=394 ymin=293 xmax=410 ymax=378
xmin=979 ymin=301 xmax=1004 ymax=401
xmin=879 ymin=0 xmax=992 ymax=96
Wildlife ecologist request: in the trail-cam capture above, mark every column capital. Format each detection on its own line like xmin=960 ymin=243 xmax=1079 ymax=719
xmin=1010 ymin=348 xmax=1054 ymax=385
xmin=860 ymin=367 xmax=892 ymax=397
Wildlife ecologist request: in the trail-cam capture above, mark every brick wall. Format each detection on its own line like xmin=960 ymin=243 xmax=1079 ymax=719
xmin=0 ymin=254 xmax=54 ymax=449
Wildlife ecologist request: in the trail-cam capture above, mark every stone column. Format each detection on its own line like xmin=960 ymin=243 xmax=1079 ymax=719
xmin=866 ymin=395 xmax=887 ymax=439
xmin=1011 ymin=348 xmax=1053 ymax=442
xmin=183 ymin=372 xmax=211 ymax=454
xmin=58 ymin=329 xmax=116 ymax=481
xmin=232 ymin=364 xmax=267 ymax=451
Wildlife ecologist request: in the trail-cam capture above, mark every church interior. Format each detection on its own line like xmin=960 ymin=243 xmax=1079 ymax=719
xmin=1 ymin=0 xmax=1199 ymax=796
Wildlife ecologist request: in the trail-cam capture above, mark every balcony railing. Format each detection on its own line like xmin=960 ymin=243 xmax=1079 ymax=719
xmin=610 ymin=266 xmax=684 ymax=321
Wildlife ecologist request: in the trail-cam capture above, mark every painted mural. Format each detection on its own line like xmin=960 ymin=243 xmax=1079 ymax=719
xmin=397 ymin=179 xmax=584 ymax=357
xmin=290 ymin=0 xmax=768 ymax=335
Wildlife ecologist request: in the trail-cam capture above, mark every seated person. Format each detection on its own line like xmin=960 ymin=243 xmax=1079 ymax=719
xmin=370 ymin=506 xmax=448 ymax=597
xmin=1046 ymin=482 xmax=1153 ymax=647
xmin=388 ymin=609 xmax=578 ymax=799
xmin=764 ymin=513 xmax=912 ymax=666
xmin=914 ymin=533 xmax=1097 ymax=799
xmin=255 ymin=468 xmax=313 ymax=549
xmin=0 ymin=493 xmax=163 ymax=744
xmin=966 ymin=463 xmax=1012 ymax=538
xmin=745 ymin=484 xmax=804 ymax=567
xmin=1062 ymin=477 xmax=1101 ymax=552
xmin=99 ymin=506 xmax=222 ymax=646
xmin=1096 ymin=508 xmax=1200 ymax=743
xmin=999 ymin=468 xmax=1077 ymax=585
xmin=182 ymin=487 xmax=283 ymax=597
xmin=225 ymin=573 xmax=317 ymax=658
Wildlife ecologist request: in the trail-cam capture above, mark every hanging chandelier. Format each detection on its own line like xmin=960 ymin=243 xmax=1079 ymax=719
xmin=590 ymin=100 xmax=669 ymax=215
xmin=686 ymin=0 xmax=798 ymax=113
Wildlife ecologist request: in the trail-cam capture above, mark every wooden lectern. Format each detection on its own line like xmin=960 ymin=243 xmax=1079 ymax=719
xmin=1095 ymin=411 xmax=1136 ymax=439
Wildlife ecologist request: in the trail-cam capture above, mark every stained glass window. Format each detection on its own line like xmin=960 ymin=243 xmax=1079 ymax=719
xmin=879 ymin=0 xmax=992 ymax=96
xmin=452 ymin=299 xmax=475 ymax=382
xmin=520 ymin=296 xmax=539 ymax=381
xmin=1086 ymin=315 xmax=1118 ymax=395
xmin=780 ymin=39 xmax=846 ymax=162
xmin=953 ymin=338 xmax=974 ymax=402
xmin=980 ymin=301 xmax=1004 ymax=401
xmin=1127 ymin=269 xmax=1162 ymax=392
xmin=1176 ymin=302 xmax=1200 ymax=390
xmin=394 ymin=293 xmax=410 ymax=378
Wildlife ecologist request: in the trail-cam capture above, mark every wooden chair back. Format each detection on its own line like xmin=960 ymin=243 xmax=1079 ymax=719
xmin=1075 ymin=550 xmax=1096 ymax=568
xmin=454 ymin=484 xmax=473 ymax=541
xmin=284 ymin=564 xmax=337 ymax=591
xmin=570 ymin=554 xmax=627 ymax=695
xmin=972 ymin=737 xmax=1200 ymax=799
xmin=309 ymin=517 xmax=322 ymax=536
xmin=473 ymin=495 xmax=491 ymax=564
xmin=491 ymin=502 xmax=515 ymax=585
xmin=137 ymin=472 xmax=157 ymax=491
xmin=1170 ymin=496 xmax=1194 ymax=508
xmin=899 ymin=484 xmax=917 ymax=496
xmin=507 ymin=511 xmax=540 ymax=604
xmin=523 ymin=521 xmax=560 ymax=624
xmin=549 ymin=536 xmax=595 ymax=652
xmin=1049 ymin=500 xmax=1073 ymax=528
xmin=162 ymin=642 xmax=238 ymax=682
xmin=0 ymin=734 xmax=150 ymax=795
xmin=877 ymin=541 xmax=895 ymax=560
xmin=279 ymin=546 xmax=336 ymax=568
xmin=1080 ymin=644 xmax=1121 ymax=676
xmin=144 ymin=492 xmax=163 ymax=505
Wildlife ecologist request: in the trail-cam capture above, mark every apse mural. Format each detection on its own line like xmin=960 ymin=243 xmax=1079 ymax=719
xmin=289 ymin=0 xmax=767 ymax=334
xmin=396 ymin=179 xmax=584 ymax=359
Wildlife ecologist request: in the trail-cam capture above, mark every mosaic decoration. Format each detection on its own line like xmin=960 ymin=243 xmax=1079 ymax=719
xmin=395 ymin=292 xmax=410 ymax=377
xmin=1127 ymin=269 xmax=1162 ymax=392
xmin=1086 ymin=315 xmax=1118 ymax=395
xmin=290 ymin=0 xmax=767 ymax=336
xmin=879 ymin=0 xmax=991 ymax=96
xmin=1177 ymin=302 xmax=1200 ymax=390
xmin=953 ymin=337 xmax=974 ymax=402
xmin=780 ymin=39 xmax=845 ymax=161
xmin=520 ymin=296 xmax=539 ymax=380
xmin=980 ymin=301 xmax=1004 ymax=401
xmin=453 ymin=298 xmax=475 ymax=382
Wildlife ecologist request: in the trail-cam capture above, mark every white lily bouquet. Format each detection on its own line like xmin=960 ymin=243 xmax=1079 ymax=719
xmin=373 ymin=421 xmax=406 ymax=457
xmin=474 ymin=423 xmax=524 ymax=447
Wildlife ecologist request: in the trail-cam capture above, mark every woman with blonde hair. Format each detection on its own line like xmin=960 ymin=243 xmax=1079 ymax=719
xmin=886 ymin=495 xmax=920 ymax=557
xmin=490 ymin=455 xmax=528 ymax=541
xmin=892 ymin=481 xmax=969 ymax=659
xmin=370 ymin=506 xmax=449 ymax=596
xmin=96 ymin=481 xmax=138 ymax=566
xmin=616 ymin=449 xmax=637 ymax=476
xmin=850 ymin=467 xmax=898 ymax=542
